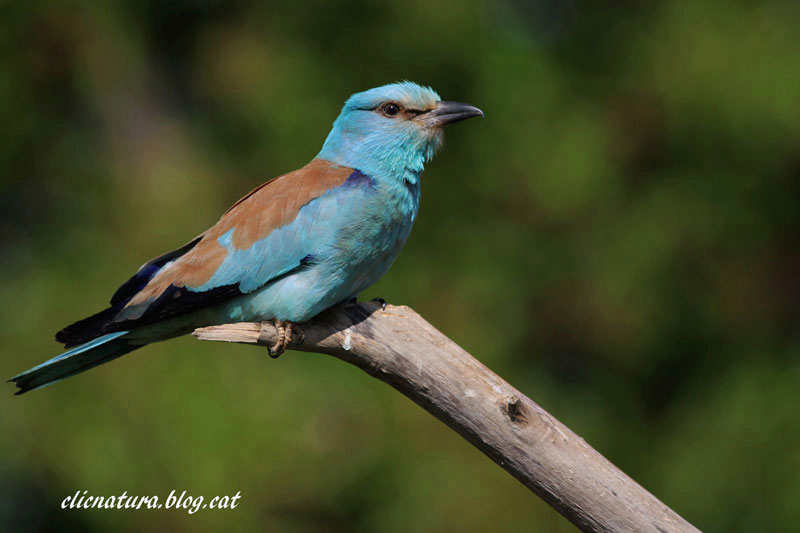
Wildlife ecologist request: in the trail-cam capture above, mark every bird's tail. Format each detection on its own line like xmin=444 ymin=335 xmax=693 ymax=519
xmin=9 ymin=331 xmax=141 ymax=395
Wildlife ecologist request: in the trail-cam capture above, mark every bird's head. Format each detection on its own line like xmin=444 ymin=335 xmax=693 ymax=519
xmin=317 ymin=81 xmax=483 ymax=182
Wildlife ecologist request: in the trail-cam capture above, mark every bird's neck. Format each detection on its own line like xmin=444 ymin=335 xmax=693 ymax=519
xmin=316 ymin=126 xmax=437 ymax=190
xmin=316 ymin=145 xmax=422 ymax=222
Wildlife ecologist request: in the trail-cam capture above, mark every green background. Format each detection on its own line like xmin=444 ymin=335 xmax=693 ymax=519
xmin=2 ymin=1 xmax=799 ymax=531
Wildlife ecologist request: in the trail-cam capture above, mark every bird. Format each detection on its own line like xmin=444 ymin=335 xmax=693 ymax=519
xmin=9 ymin=81 xmax=483 ymax=395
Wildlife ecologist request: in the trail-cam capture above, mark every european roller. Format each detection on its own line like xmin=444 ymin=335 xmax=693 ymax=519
xmin=10 ymin=81 xmax=483 ymax=395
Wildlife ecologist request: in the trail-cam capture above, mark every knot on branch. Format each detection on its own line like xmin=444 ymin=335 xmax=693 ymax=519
xmin=506 ymin=395 xmax=527 ymax=424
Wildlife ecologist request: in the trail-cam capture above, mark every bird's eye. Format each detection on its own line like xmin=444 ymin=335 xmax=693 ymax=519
xmin=379 ymin=102 xmax=402 ymax=117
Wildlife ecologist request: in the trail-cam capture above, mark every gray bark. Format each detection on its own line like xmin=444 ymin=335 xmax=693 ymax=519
xmin=193 ymin=302 xmax=700 ymax=533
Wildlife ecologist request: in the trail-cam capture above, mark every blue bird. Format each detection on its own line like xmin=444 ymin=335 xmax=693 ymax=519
xmin=10 ymin=81 xmax=483 ymax=395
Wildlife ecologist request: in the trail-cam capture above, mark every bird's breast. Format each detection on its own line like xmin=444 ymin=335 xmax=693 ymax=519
xmin=224 ymin=169 xmax=420 ymax=323
xmin=327 ymin=172 xmax=419 ymax=288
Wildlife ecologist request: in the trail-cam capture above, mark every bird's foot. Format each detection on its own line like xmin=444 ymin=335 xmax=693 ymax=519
xmin=264 ymin=319 xmax=297 ymax=358
xmin=371 ymin=297 xmax=387 ymax=310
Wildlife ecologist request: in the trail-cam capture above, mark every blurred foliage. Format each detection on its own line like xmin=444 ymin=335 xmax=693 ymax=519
xmin=1 ymin=0 xmax=799 ymax=531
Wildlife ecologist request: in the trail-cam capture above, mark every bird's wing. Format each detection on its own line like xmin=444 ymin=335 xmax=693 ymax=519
xmin=56 ymin=159 xmax=360 ymax=347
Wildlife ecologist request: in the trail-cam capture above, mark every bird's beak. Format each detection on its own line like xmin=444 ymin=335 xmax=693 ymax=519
xmin=418 ymin=101 xmax=484 ymax=128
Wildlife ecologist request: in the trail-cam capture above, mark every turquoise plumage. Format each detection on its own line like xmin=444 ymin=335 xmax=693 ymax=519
xmin=10 ymin=81 xmax=483 ymax=394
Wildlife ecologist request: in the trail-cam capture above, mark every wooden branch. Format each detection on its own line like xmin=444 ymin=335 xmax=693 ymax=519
xmin=193 ymin=302 xmax=699 ymax=533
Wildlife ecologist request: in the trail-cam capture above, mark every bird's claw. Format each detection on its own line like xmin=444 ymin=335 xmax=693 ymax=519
xmin=265 ymin=319 xmax=296 ymax=358
xmin=371 ymin=297 xmax=387 ymax=310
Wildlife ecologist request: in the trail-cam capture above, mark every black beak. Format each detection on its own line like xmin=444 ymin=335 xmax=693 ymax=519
xmin=419 ymin=101 xmax=484 ymax=127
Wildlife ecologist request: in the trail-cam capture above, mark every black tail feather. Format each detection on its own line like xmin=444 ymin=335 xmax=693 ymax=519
xmin=55 ymin=306 xmax=121 ymax=348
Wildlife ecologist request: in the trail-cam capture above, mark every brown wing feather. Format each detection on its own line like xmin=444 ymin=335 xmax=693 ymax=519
xmin=118 ymin=159 xmax=353 ymax=317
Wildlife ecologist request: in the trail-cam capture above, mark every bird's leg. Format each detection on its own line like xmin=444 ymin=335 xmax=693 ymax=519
xmin=284 ymin=322 xmax=293 ymax=349
xmin=266 ymin=319 xmax=295 ymax=358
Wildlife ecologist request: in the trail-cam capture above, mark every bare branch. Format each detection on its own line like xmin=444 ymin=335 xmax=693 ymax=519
xmin=193 ymin=302 xmax=699 ymax=533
